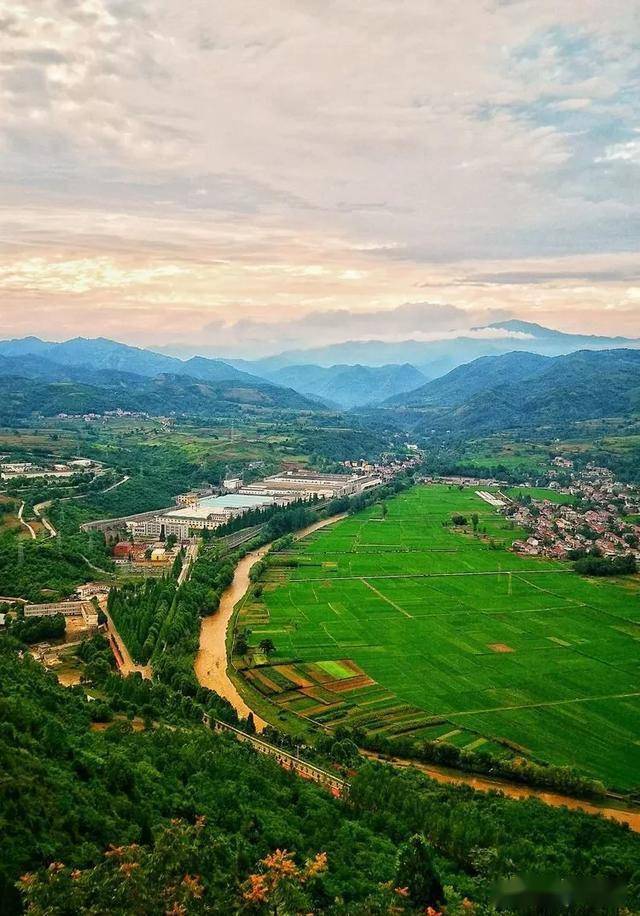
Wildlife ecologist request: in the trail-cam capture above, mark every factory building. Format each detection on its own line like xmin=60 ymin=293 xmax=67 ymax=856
xmin=127 ymin=493 xmax=276 ymax=540
xmin=239 ymin=470 xmax=381 ymax=501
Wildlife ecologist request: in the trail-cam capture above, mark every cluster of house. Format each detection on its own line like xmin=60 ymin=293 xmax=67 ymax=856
xmin=56 ymin=409 xmax=151 ymax=421
xmin=111 ymin=540 xmax=182 ymax=568
xmin=509 ymin=463 xmax=640 ymax=562
xmin=0 ymin=457 xmax=95 ymax=480
xmin=125 ymin=468 xmax=382 ymax=542
xmin=341 ymin=452 xmax=422 ymax=480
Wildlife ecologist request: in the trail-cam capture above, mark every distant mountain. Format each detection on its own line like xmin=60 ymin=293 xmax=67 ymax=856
xmin=381 ymin=348 xmax=640 ymax=435
xmin=484 ymin=319 xmax=638 ymax=347
xmin=0 ymin=337 xmax=326 ymax=419
xmin=233 ymin=321 xmax=640 ymax=377
xmin=0 ymin=337 xmax=260 ymax=385
xmin=262 ymin=363 xmax=427 ymax=408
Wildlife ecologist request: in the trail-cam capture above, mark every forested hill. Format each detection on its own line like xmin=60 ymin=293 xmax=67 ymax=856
xmin=384 ymin=350 xmax=551 ymax=407
xmin=382 ymin=348 xmax=640 ymax=433
xmin=0 ymin=372 xmax=317 ymax=424
xmin=1 ymin=638 xmax=640 ymax=914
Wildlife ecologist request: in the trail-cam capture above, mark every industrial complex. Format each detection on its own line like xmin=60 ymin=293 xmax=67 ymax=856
xmin=126 ymin=469 xmax=381 ymax=541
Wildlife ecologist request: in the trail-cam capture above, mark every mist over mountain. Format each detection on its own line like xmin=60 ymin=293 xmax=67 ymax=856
xmin=253 ymin=363 xmax=428 ymax=409
xmin=228 ymin=321 xmax=640 ymax=379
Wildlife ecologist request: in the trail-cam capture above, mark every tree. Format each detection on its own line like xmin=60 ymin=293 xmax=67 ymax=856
xmin=259 ymin=638 xmax=276 ymax=656
xmin=395 ymin=834 xmax=443 ymax=908
xmin=471 ymin=512 xmax=479 ymax=532
xmin=234 ymin=631 xmax=249 ymax=655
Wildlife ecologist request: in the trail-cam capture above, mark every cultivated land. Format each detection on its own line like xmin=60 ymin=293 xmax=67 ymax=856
xmin=240 ymin=485 xmax=640 ymax=788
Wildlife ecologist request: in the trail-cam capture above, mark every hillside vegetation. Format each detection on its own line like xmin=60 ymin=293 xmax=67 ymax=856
xmin=2 ymin=638 xmax=640 ymax=914
xmin=383 ymin=349 xmax=640 ymax=434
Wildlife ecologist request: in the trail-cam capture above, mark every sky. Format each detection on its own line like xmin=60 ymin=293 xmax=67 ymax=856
xmin=1 ymin=0 xmax=639 ymax=357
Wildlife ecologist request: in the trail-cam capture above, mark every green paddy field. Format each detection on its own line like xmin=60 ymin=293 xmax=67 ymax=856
xmin=243 ymin=485 xmax=640 ymax=789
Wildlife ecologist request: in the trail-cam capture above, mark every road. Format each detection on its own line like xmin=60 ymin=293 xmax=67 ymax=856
xmin=105 ymin=611 xmax=152 ymax=679
xmin=33 ymin=473 xmax=130 ymax=539
xmin=177 ymin=542 xmax=199 ymax=585
xmin=18 ymin=501 xmax=36 ymax=539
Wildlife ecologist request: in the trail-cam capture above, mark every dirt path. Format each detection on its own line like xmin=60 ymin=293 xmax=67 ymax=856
xmin=194 ymin=513 xmax=348 ymax=733
xmin=106 ymin=611 xmax=152 ymax=679
xmin=33 ymin=500 xmax=57 ymax=537
xmin=18 ymin=501 xmax=36 ymax=539
xmin=361 ymin=751 xmax=640 ymax=833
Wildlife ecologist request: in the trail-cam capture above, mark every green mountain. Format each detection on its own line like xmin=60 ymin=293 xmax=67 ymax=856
xmin=385 ymin=351 xmax=551 ymax=407
xmin=382 ymin=348 xmax=640 ymax=434
xmin=264 ymin=362 xmax=427 ymax=408
xmin=0 ymin=372 xmax=317 ymax=424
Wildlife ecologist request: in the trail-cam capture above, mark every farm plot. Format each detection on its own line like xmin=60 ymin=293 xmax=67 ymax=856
xmin=242 ymin=484 xmax=640 ymax=788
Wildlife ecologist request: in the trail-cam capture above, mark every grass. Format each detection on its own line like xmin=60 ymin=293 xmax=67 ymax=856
xmin=503 ymin=486 xmax=577 ymax=505
xmin=240 ymin=484 xmax=640 ymax=789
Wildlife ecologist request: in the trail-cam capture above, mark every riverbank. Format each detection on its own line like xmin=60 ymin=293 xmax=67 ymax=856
xmin=194 ymin=511 xmax=640 ymax=833
xmin=193 ymin=513 xmax=348 ymax=733
xmin=194 ymin=544 xmax=271 ymax=731
xmin=362 ymin=750 xmax=640 ymax=833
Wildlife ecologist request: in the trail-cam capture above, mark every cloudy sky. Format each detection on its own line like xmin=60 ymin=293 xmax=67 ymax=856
xmin=1 ymin=0 xmax=639 ymax=356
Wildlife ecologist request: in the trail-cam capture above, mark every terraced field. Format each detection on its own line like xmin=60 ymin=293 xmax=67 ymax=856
xmin=238 ymin=485 xmax=640 ymax=788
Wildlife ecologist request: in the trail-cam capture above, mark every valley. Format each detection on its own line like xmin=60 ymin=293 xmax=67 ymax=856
xmin=234 ymin=484 xmax=640 ymax=789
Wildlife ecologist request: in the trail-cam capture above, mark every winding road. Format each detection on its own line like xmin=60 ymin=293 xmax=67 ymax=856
xmin=18 ymin=501 xmax=36 ymax=539
xmin=33 ymin=473 xmax=130 ymax=539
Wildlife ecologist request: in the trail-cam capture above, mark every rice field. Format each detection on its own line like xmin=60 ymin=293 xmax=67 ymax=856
xmin=240 ymin=484 xmax=640 ymax=788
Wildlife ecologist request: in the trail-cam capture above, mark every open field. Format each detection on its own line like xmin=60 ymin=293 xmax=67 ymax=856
xmin=240 ymin=484 xmax=640 ymax=788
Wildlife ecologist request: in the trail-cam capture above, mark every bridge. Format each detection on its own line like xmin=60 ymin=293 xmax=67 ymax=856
xmin=204 ymin=716 xmax=349 ymax=798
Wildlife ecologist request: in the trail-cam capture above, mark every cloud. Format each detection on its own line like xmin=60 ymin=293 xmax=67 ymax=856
xmin=0 ymin=0 xmax=638 ymax=352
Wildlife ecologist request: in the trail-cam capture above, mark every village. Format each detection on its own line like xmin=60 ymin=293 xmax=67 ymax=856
xmin=508 ymin=459 xmax=640 ymax=562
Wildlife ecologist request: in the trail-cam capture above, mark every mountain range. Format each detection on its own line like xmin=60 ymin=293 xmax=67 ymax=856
xmin=2 ymin=325 xmax=640 ymax=427
xmin=0 ymin=338 xmax=319 ymax=422
xmin=259 ymin=363 xmax=427 ymax=409
xmin=227 ymin=320 xmax=640 ymax=380
xmin=382 ymin=348 xmax=640 ymax=435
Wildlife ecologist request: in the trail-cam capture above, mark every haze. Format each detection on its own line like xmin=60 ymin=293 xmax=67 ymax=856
xmin=1 ymin=0 xmax=639 ymax=356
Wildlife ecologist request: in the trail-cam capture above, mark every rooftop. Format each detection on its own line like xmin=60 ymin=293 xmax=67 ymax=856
xmin=198 ymin=494 xmax=275 ymax=509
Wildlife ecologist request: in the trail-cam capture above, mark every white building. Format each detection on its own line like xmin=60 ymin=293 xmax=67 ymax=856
xmin=128 ymin=493 xmax=276 ymax=540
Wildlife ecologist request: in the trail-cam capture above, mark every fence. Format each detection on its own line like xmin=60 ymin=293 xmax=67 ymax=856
xmin=204 ymin=716 xmax=349 ymax=798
